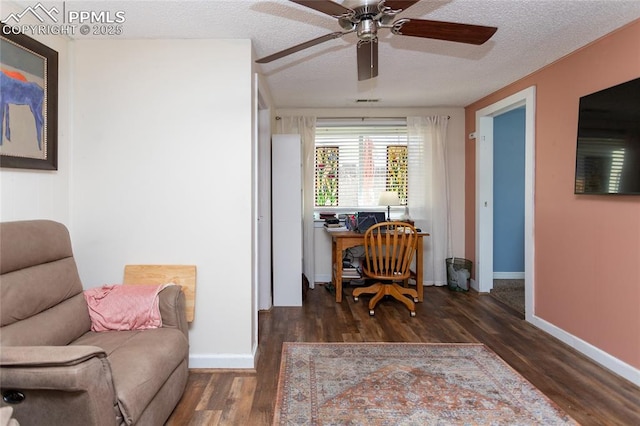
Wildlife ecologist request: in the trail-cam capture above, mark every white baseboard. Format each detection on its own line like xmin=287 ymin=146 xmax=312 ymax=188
xmin=493 ymin=272 xmax=525 ymax=279
xmin=315 ymin=274 xmax=332 ymax=283
xmin=470 ymin=278 xmax=478 ymax=292
xmin=189 ymin=352 xmax=256 ymax=369
xmin=529 ymin=314 xmax=640 ymax=386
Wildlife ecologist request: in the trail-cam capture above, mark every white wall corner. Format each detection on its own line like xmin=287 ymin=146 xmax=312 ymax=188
xmin=189 ymin=351 xmax=256 ymax=370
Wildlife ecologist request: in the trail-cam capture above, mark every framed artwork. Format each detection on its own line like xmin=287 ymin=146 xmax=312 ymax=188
xmin=0 ymin=23 xmax=58 ymax=170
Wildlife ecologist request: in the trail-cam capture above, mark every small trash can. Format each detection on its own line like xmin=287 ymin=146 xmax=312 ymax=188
xmin=446 ymin=258 xmax=472 ymax=291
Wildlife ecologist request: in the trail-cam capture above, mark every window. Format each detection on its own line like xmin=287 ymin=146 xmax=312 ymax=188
xmin=314 ymin=119 xmax=408 ymax=208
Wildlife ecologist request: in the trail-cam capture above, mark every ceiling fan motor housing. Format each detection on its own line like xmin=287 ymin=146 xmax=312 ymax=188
xmin=340 ymin=3 xmax=387 ymax=41
xmin=357 ymin=18 xmax=378 ymax=40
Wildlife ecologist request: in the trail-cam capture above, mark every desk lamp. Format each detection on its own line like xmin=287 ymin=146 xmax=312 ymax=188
xmin=378 ymin=191 xmax=400 ymax=221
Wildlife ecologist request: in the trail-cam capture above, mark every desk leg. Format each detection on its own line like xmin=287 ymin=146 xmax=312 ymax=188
xmin=416 ymin=237 xmax=424 ymax=302
xmin=334 ymin=241 xmax=343 ymax=303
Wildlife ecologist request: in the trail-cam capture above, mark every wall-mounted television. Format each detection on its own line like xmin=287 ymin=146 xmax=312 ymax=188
xmin=574 ymin=77 xmax=640 ymax=195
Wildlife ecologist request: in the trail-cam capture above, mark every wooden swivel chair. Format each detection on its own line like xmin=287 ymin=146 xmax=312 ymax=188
xmin=353 ymin=221 xmax=419 ymax=317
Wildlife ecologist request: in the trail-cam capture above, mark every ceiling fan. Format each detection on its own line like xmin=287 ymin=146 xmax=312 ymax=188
xmin=256 ymin=0 xmax=498 ymax=81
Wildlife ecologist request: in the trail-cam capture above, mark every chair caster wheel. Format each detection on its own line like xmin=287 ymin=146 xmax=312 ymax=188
xmin=410 ymin=311 xmax=416 ymax=317
xmin=354 ymin=296 xmax=359 ymax=302
xmin=369 ymin=310 xmax=375 ymax=316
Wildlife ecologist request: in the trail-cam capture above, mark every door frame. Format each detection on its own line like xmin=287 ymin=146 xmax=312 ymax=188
xmin=255 ymin=75 xmax=272 ymax=312
xmin=475 ymin=86 xmax=536 ymax=319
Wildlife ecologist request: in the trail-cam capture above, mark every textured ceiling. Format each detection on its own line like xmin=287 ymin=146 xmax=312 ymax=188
xmin=9 ymin=0 xmax=640 ymax=108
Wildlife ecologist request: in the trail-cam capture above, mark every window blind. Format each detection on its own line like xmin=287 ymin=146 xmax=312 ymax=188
xmin=314 ymin=118 xmax=408 ymax=208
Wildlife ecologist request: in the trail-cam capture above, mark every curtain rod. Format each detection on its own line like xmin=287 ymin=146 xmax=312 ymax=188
xmin=275 ymin=116 xmax=450 ymax=120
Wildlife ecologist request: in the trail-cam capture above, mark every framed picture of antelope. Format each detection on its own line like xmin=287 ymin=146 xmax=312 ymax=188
xmin=0 ymin=24 xmax=58 ymax=170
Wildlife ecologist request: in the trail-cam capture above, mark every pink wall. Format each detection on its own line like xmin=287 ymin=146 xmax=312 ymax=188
xmin=465 ymin=20 xmax=640 ymax=369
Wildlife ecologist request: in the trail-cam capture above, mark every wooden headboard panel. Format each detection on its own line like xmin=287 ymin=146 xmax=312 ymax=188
xmin=124 ymin=265 xmax=196 ymax=322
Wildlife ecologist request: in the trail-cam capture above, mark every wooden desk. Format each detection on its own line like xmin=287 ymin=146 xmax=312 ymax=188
xmin=328 ymin=230 xmax=429 ymax=303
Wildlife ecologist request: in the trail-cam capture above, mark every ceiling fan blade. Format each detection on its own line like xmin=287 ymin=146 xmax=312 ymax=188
xmin=256 ymin=32 xmax=345 ymax=64
xmin=382 ymin=0 xmax=420 ymax=13
xmin=357 ymin=39 xmax=378 ymax=81
xmin=392 ymin=19 xmax=497 ymax=45
xmin=289 ymin=0 xmax=354 ymax=18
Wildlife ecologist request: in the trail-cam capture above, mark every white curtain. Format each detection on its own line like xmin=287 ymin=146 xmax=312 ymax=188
xmin=276 ymin=116 xmax=317 ymax=289
xmin=407 ymin=116 xmax=452 ymax=286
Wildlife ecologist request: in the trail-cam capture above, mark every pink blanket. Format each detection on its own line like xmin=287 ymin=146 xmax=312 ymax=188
xmin=83 ymin=283 xmax=173 ymax=332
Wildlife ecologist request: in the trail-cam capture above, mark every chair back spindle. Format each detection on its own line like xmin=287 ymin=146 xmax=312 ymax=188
xmin=363 ymin=222 xmax=418 ymax=281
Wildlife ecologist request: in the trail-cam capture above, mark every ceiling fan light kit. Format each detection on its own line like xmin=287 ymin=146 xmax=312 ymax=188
xmin=256 ymin=0 xmax=498 ymax=81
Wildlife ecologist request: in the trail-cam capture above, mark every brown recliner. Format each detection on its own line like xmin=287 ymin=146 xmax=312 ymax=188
xmin=0 ymin=220 xmax=189 ymax=426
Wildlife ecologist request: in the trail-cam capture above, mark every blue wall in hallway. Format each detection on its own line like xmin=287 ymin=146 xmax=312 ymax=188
xmin=493 ymin=107 xmax=525 ymax=273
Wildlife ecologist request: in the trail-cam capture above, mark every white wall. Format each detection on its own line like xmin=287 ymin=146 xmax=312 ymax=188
xmin=277 ymin=107 xmax=466 ymax=284
xmin=71 ymin=39 xmax=256 ymax=368
xmin=0 ymin=2 xmax=71 ymax=224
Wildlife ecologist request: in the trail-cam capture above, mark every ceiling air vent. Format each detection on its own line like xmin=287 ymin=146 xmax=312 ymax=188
xmin=355 ymin=99 xmax=380 ymax=103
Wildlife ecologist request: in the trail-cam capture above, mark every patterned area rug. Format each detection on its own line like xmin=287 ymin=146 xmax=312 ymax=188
xmin=273 ymin=343 xmax=577 ymax=425
xmin=490 ymin=279 xmax=525 ymax=314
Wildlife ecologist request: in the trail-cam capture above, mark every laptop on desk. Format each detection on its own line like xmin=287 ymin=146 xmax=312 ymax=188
xmin=356 ymin=212 xmax=386 ymax=233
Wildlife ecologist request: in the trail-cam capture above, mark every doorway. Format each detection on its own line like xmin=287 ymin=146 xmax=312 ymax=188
xmin=475 ymin=86 xmax=535 ymax=320
xmin=490 ymin=107 xmax=526 ymax=314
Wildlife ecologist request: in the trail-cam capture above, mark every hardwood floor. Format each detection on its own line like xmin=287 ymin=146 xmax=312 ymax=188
xmin=167 ymin=285 xmax=640 ymax=425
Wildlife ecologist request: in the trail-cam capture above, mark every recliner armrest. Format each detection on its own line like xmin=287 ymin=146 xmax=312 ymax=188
xmin=0 ymin=345 xmax=119 ymax=425
xmin=158 ymin=286 xmax=188 ymax=338
xmin=1 ymin=345 xmax=106 ymax=367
